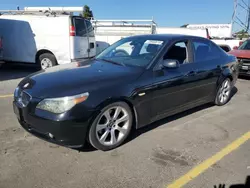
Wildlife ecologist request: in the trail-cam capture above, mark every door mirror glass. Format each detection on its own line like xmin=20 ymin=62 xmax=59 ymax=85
xmin=162 ymin=59 xmax=180 ymax=69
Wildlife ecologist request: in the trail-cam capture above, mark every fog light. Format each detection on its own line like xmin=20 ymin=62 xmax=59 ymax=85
xmin=48 ymin=133 xmax=54 ymax=139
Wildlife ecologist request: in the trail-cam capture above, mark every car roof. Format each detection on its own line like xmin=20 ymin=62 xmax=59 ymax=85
xmin=126 ymin=34 xmax=208 ymax=41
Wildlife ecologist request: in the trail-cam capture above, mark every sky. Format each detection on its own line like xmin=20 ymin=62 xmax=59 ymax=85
xmin=0 ymin=0 xmax=240 ymax=28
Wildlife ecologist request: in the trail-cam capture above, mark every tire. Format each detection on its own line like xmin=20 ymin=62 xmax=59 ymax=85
xmin=88 ymin=102 xmax=133 ymax=151
xmin=214 ymin=78 xmax=232 ymax=106
xmin=38 ymin=53 xmax=57 ymax=70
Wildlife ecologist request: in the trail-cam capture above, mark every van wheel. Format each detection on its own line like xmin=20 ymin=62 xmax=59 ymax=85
xmin=38 ymin=53 xmax=57 ymax=70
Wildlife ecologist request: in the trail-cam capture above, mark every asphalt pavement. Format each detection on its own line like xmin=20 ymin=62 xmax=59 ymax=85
xmin=0 ymin=64 xmax=250 ymax=188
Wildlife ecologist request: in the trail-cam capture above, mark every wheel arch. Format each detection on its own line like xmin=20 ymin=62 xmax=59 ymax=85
xmin=217 ymin=68 xmax=234 ymax=89
xmin=89 ymin=97 xmax=139 ymax=130
xmin=35 ymin=49 xmax=58 ymax=65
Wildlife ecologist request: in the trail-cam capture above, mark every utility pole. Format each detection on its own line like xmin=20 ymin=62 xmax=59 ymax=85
xmin=231 ymin=0 xmax=250 ymax=32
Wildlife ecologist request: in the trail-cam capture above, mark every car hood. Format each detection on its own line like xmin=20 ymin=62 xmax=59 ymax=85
xmin=228 ymin=50 xmax=250 ymax=59
xmin=19 ymin=59 xmax=143 ymax=98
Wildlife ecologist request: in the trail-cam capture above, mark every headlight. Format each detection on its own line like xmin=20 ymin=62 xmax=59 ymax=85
xmin=36 ymin=92 xmax=89 ymax=114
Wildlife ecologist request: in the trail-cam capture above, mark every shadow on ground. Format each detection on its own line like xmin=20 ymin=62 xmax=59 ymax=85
xmin=0 ymin=63 xmax=37 ymax=81
xmin=239 ymin=75 xmax=250 ymax=81
xmin=214 ymin=176 xmax=250 ymax=188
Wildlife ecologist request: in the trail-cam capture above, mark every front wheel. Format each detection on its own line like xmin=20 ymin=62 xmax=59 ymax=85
xmin=214 ymin=78 xmax=232 ymax=106
xmin=88 ymin=102 xmax=133 ymax=151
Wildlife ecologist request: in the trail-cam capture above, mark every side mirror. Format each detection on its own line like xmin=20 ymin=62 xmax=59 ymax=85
xmin=161 ymin=59 xmax=180 ymax=69
xmin=233 ymin=46 xmax=238 ymax=50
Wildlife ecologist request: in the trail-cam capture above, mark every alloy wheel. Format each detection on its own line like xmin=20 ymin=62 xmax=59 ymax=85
xmin=95 ymin=106 xmax=130 ymax=146
xmin=218 ymin=79 xmax=231 ymax=104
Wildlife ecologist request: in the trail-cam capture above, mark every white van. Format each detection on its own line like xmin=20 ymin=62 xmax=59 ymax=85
xmin=0 ymin=8 xmax=96 ymax=69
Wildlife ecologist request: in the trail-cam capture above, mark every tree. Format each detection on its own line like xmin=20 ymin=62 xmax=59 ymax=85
xmin=180 ymin=24 xmax=189 ymax=28
xmin=83 ymin=5 xmax=94 ymax=20
xmin=235 ymin=29 xmax=250 ymax=39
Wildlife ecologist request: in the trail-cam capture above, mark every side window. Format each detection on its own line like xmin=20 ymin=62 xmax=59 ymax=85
xmin=164 ymin=41 xmax=189 ymax=64
xmin=74 ymin=18 xmax=87 ymax=37
xmin=85 ymin=20 xmax=95 ymax=37
xmin=193 ymin=40 xmax=221 ymax=62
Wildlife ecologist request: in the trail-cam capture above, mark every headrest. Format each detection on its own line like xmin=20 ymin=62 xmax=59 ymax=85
xmin=146 ymin=44 xmax=160 ymax=53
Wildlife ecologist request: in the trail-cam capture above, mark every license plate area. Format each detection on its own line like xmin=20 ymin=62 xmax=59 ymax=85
xmin=241 ymin=65 xmax=249 ymax=70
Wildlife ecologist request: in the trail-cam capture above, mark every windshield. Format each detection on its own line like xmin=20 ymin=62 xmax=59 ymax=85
xmin=96 ymin=37 xmax=166 ymax=67
xmin=238 ymin=40 xmax=250 ymax=50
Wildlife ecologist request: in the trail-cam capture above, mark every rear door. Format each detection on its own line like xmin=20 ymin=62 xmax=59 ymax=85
xmin=190 ymin=38 xmax=223 ymax=99
xmin=70 ymin=16 xmax=89 ymax=59
xmin=85 ymin=19 xmax=96 ymax=57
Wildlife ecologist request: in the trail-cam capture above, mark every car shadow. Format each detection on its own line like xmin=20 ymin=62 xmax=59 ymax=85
xmin=78 ymin=86 xmax=238 ymax=152
xmin=125 ymin=86 xmax=238 ymax=146
xmin=214 ymin=176 xmax=250 ymax=188
xmin=0 ymin=63 xmax=37 ymax=81
xmin=238 ymin=75 xmax=250 ymax=80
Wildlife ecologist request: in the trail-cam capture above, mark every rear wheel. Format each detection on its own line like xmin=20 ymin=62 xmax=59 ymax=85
xmin=215 ymin=78 xmax=232 ymax=106
xmin=88 ymin=102 xmax=133 ymax=151
xmin=38 ymin=53 xmax=57 ymax=70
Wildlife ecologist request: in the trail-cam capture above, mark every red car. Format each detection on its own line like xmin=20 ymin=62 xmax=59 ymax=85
xmin=228 ymin=39 xmax=250 ymax=76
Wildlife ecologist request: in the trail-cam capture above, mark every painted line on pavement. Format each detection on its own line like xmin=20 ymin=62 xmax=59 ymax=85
xmin=0 ymin=94 xmax=13 ymax=98
xmin=167 ymin=131 xmax=250 ymax=188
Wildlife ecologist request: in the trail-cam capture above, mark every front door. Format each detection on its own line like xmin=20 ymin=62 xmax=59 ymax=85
xmin=151 ymin=40 xmax=205 ymax=121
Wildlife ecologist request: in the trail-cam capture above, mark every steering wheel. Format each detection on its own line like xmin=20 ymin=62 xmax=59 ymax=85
xmin=112 ymin=49 xmax=130 ymax=57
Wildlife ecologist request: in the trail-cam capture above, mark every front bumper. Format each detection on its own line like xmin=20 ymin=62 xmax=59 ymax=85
xmin=238 ymin=58 xmax=250 ymax=76
xmin=13 ymin=100 xmax=91 ymax=148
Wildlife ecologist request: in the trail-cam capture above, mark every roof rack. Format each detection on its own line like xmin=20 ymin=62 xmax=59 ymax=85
xmin=91 ymin=19 xmax=157 ymax=35
xmin=91 ymin=19 xmax=157 ymax=27
xmin=0 ymin=7 xmax=84 ymax=17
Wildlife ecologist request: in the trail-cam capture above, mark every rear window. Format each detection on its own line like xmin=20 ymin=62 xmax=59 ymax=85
xmin=85 ymin=20 xmax=95 ymax=37
xmin=73 ymin=18 xmax=94 ymax=37
xmin=192 ymin=40 xmax=223 ymax=62
xmin=74 ymin=18 xmax=87 ymax=37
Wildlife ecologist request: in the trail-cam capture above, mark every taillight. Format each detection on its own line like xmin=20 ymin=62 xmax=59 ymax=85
xmin=69 ymin=26 xmax=76 ymax=36
xmin=239 ymin=41 xmax=243 ymax=46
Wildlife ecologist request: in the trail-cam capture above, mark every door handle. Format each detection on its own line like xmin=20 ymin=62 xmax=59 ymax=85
xmin=185 ymin=71 xmax=197 ymax=76
xmin=217 ymin=65 xmax=222 ymax=70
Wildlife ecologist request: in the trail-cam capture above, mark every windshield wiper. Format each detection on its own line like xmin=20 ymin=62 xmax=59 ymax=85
xmin=97 ymin=58 xmax=126 ymax=66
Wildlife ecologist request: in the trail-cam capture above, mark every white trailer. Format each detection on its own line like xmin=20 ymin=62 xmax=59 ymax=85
xmin=91 ymin=19 xmax=157 ymax=54
xmin=0 ymin=7 xmax=96 ymax=69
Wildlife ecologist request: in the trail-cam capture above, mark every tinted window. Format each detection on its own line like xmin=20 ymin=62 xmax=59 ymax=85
xmin=85 ymin=20 xmax=95 ymax=37
xmin=74 ymin=18 xmax=87 ymax=37
xmin=164 ymin=41 xmax=189 ymax=64
xmin=238 ymin=40 xmax=250 ymax=50
xmin=193 ymin=40 xmax=221 ymax=62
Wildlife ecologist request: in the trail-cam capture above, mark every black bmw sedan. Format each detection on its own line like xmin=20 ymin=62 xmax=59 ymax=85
xmin=13 ymin=34 xmax=239 ymax=151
